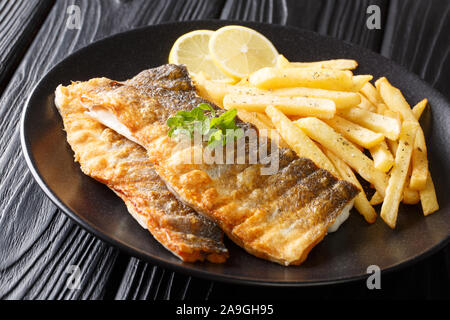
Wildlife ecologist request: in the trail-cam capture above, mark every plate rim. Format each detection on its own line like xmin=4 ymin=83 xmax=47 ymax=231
xmin=20 ymin=19 xmax=450 ymax=287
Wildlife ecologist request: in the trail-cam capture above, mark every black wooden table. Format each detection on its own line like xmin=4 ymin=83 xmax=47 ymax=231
xmin=1 ymin=0 xmax=449 ymax=300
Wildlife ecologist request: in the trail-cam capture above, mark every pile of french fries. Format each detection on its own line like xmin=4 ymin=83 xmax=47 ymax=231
xmin=193 ymin=55 xmax=439 ymax=228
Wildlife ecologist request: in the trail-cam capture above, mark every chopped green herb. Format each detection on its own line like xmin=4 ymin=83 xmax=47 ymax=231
xmin=166 ymin=103 xmax=242 ymax=147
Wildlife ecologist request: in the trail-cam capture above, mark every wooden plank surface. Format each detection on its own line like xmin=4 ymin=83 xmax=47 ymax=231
xmin=381 ymin=0 xmax=450 ymax=98
xmin=0 ymin=0 xmax=448 ymax=300
xmin=0 ymin=0 xmax=55 ymax=95
xmin=0 ymin=0 xmax=225 ymax=300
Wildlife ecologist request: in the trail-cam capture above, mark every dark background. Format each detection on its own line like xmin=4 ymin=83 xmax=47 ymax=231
xmin=0 ymin=0 xmax=449 ymax=300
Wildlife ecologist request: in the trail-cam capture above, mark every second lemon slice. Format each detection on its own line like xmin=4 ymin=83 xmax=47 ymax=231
xmin=168 ymin=30 xmax=234 ymax=83
xmin=209 ymin=25 xmax=279 ymax=79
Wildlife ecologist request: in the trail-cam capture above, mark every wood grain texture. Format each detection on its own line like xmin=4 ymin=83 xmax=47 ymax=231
xmin=0 ymin=0 xmax=448 ymax=300
xmin=0 ymin=0 xmax=225 ymax=300
xmin=210 ymin=246 xmax=450 ymax=299
xmin=0 ymin=0 xmax=55 ymax=95
xmin=220 ymin=0 xmax=288 ymax=24
xmin=285 ymin=0 xmax=388 ymax=51
xmin=114 ymin=258 xmax=213 ymax=300
xmin=381 ymin=0 xmax=450 ymax=99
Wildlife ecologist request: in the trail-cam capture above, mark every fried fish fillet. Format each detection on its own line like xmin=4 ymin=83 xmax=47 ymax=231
xmin=66 ymin=64 xmax=359 ymax=266
xmin=55 ymin=84 xmax=228 ymax=263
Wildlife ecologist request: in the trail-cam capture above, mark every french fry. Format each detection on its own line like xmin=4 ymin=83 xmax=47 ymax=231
xmin=383 ymin=108 xmax=402 ymax=136
xmin=377 ymin=78 xmax=431 ymax=190
xmin=383 ymin=109 xmax=401 ymax=125
xmin=250 ymin=111 xmax=275 ymax=129
xmin=402 ymin=165 xmax=418 ymax=204
xmin=237 ymin=110 xmax=274 ymax=128
xmin=268 ymin=87 xmax=361 ymax=109
xmin=237 ymin=76 xmax=251 ymax=86
xmin=374 ymin=77 xmax=383 ymax=91
xmin=325 ymin=116 xmax=384 ymax=149
xmin=380 ymin=121 xmax=418 ymax=228
xmin=382 ymin=184 xmax=421 ymax=205
xmin=370 ymin=192 xmax=383 ymax=205
xmin=384 ymin=111 xmax=402 ymax=145
xmin=377 ymin=78 xmax=431 ymax=192
xmin=249 ymin=67 xmax=355 ymax=91
xmin=265 ymin=106 xmax=338 ymax=175
xmin=324 ymin=149 xmax=377 ymax=223
xmin=403 ymin=187 xmax=420 ymax=205
xmin=236 ymin=110 xmax=288 ymax=149
xmin=377 ymin=103 xmax=389 ymax=114
xmin=275 ymin=54 xmax=291 ymax=68
xmin=193 ymin=73 xmax=234 ymax=107
xmin=412 ymin=98 xmax=428 ymax=120
xmin=351 ymin=75 xmax=373 ymax=92
xmin=224 ymin=94 xmax=336 ymax=118
xmin=410 ymin=128 xmax=428 ymax=190
xmin=377 ymin=77 xmax=417 ymax=123
xmin=369 ymin=141 xmax=394 ymax=172
xmin=420 ymin=174 xmax=439 ymax=216
xmin=357 ymin=94 xmax=377 ymax=112
xmin=387 ymin=139 xmax=398 ymax=155
xmin=288 ymin=59 xmax=358 ymax=70
xmin=360 ymin=82 xmax=383 ymax=105
xmin=275 ymin=55 xmax=358 ymax=71
xmin=194 ymin=73 xmax=262 ymax=107
xmin=338 ymin=107 xmax=400 ymax=140
xmin=294 ymin=117 xmax=388 ymax=196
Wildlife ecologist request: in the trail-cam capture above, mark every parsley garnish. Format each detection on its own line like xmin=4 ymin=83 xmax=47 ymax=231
xmin=167 ymin=103 xmax=243 ymax=148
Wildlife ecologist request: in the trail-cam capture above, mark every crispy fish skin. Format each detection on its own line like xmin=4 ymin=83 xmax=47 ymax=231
xmin=55 ymin=84 xmax=228 ymax=263
xmin=78 ymin=65 xmax=360 ymax=266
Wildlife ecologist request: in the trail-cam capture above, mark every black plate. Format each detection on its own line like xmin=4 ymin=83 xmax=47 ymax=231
xmin=21 ymin=20 xmax=450 ymax=286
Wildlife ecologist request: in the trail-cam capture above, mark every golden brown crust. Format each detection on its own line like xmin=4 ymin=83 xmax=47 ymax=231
xmin=154 ymin=155 xmax=358 ymax=265
xmin=66 ymin=65 xmax=359 ymax=266
xmin=55 ymin=84 xmax=228 ymax=263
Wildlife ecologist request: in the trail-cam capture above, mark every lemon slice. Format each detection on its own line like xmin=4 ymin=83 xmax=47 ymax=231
xmin=168 ymin=30 xmax=235 ymax=83
xmin=209 ymin=25 xmax=279 ymax=79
